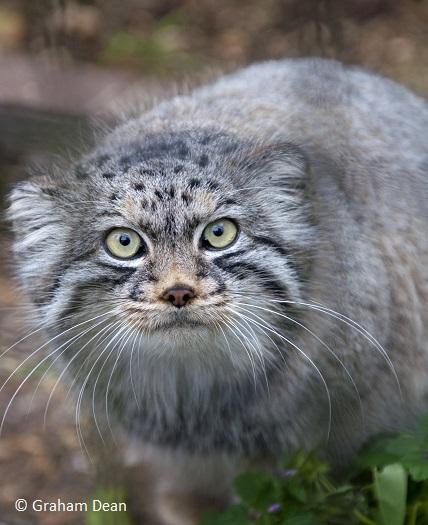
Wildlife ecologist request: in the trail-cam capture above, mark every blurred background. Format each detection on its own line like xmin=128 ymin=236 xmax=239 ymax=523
xmin=0 ymin=0 xmax=427 ymax=523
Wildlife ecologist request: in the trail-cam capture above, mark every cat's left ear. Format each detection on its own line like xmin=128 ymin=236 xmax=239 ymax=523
xmin=236 ymin=142 xmax=309 ymax=203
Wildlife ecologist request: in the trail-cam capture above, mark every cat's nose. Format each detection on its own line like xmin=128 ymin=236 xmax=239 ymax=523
xmin=162 ymin=285 xmax=195 ymax=308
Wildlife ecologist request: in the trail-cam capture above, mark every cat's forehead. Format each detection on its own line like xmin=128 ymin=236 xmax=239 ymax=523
xmin=79 ymin=127 xmax=242 ymax=178
xmin=113 ymin=171 xmax=225 ymax=235
xmin=73 ymin=130 xmax=244 ymax=237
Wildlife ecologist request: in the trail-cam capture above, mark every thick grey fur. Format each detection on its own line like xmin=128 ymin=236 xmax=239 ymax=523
xmin=7 ymin=58 xmax=428 ymax=517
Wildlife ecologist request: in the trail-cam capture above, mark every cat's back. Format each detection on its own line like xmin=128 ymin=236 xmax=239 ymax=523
xmin=116 ymin=58 xmax=428 ymax=189
xmin=195 ymin=59 xmax=428 ymax=158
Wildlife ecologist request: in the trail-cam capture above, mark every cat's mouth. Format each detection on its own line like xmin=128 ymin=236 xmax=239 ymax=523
xmin=126 ymin=304 xmax=217 ymax=333
xmin=157 ymin=314 xmax=206 ymax=330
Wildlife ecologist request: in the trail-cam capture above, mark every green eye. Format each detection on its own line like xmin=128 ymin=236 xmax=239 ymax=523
xmin=202 ymin=219 xmax=238 ymax=250
xmin=105 ymin=228 xmax=144 ymax=259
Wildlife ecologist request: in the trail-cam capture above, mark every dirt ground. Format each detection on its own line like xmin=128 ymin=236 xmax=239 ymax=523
xmin=0 ymin=250 xmax=93 ymax=524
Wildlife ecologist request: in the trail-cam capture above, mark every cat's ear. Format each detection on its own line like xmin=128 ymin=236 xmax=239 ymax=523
xmin=7 ymin=177 xmax=62 ymax=254
xmin=7 ymin=177 xmax=66 ymax=300
xmin=236 ymin=142 xmax=309 ymax=203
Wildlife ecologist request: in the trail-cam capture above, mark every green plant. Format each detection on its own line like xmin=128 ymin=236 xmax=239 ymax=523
xmin=199 ymin=414 xmax=428 ymax=525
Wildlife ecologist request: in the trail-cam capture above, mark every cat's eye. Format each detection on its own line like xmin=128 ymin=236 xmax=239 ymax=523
xmin=201 ymin=219 xmax=238 ymax=250
xmin=105 ymin=228 xmax=144 ymax=259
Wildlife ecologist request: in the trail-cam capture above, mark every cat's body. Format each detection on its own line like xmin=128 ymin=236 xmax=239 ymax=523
xmin=8 ymin=58 xmax=428 ymax=522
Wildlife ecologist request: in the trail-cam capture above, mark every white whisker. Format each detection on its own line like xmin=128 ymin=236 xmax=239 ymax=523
xmin=226 ymin=305 xmax=332 ymax=441
xmin=234 ymin=301 xmax=363 ymax=420
xmin=43 ymin=318 xmax=119 ymax=426
xmin=270 ymin=298 xmax=401 ymax=398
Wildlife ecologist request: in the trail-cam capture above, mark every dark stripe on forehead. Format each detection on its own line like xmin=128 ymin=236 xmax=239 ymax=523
xmin=154 ymin=189 xmax=164 ymax=201
xmin=189 ymin=178 xmax=201 ymax=189
xmin=217 ymin=198 xmax=238 ymax=207
xmin=198 ymin=154 xmax=209 ymax=168
xmin=181 ymin=193 xmax=192 ymax=205
xmin=96 ymin=210 xmax=124 ymax=218
xmin=139 ymin=168 xmax=155 ymax=176
xmin=213 ymin=259 xmax=289 ymax=299
xmin=206 ymin=180 xmax=220 ymax=190
xmin=164 ymin=214 xmax=176 ymax=234
xmin=168 ymin=186 xmax=175 ymax=198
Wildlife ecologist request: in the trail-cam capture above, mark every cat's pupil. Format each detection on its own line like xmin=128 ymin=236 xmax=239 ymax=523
xmin=212 ymin=225 xmax=224 ymax=237
xmin=119 ymin=234 xmax=131 ymax=246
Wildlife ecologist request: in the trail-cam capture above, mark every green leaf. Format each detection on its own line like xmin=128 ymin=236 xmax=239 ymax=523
xmin=407 ymin=462 xmax=428 ymax=482
xmin=373 ymin=464 xmax=407 ymax=525
xmin=285 ymin=479 xmax=308 ymax=503
xmin=199 ymin=505 xmax=251 ymax=525
xmin=234 ymin=472 xmax=280 ymax=511
xmin=359 ymin=419 xmax=428 ymax=481
xmin=385 ymin=435 xmax=428 ymax=481
xmin=257 ymin=515 xmax=273 ymax=525
xmin=359 ymin=437 xmax=402 ymax=469
xmin=282 ymin=511 xmax=321 ymax=525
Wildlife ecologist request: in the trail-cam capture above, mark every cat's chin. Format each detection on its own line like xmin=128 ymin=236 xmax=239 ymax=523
xmin=125 ymin=307 xmax=225 ymax=345
xmin=143 ymin=323 xmax=217 ymax=354
xmin=157 ymin=318 xmax=206 ymax=330
xmin=151 ymin=321 xmax=214 ymax=342
xmin=147 ymin=308 xmax=220 ymax=333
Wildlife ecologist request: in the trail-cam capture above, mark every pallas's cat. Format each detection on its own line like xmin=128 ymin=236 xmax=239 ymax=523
xmin=8 ymin=58 xmax=428 ymax=523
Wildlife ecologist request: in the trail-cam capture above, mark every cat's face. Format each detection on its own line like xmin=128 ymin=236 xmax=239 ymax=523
xmin=9 ymin=128 xmax=312 ymax=370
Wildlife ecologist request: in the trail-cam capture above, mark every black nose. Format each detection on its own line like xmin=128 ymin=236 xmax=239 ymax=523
xmin=162 ymin=286 xmax=195 ymax=308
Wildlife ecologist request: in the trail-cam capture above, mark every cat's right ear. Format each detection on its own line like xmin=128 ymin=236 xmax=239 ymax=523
xmin=6 ymin=177 xmax=67 ymax=302
xmin=7 ymin=178 xmax=61 ymax=255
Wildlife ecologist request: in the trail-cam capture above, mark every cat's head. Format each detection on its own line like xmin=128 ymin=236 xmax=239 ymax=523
xmin=8 ymin=127 xmax=314 ymax=371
